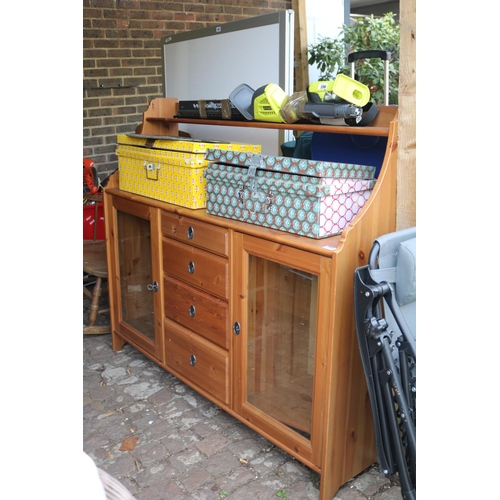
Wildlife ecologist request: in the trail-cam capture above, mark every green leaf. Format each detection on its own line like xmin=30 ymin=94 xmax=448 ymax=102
xmin=307 ymin=13 xmax=400 ymax=104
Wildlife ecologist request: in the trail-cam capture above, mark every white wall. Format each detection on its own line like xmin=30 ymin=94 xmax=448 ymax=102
xmin=306 ymin=0 xmax=347 ymax=82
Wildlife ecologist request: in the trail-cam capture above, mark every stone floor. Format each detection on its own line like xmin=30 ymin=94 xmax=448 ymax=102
xmin=83 ymin=287 xmax=403 ymax=500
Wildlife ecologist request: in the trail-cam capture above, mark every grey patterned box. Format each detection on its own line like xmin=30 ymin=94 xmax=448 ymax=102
xmin=204 ymin=152 xmax=376 ymax=239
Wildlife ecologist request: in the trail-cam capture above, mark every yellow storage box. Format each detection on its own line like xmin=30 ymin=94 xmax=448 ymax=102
xmin=116 ymin=134 xmax=262 ymax=209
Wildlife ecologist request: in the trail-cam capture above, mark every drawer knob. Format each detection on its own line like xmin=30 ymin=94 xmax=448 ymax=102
xmin=189 ymin=305 xmax=196 ymax=317
xmin=187 ymin=226 xmax=194 ymax=239
xmin=188 ymin=261 xmax=195 ymax=274
xmin=190 ymin=354 xmax=196 ymax=366
xmin=233 ymin=322 xmax=241 ymax=335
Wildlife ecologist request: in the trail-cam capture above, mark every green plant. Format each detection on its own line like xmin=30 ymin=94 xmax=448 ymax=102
xmin=276 ymin=489 xmax=287 ymax=498
xmin=308 ymin=13 xmax=400 ymax=104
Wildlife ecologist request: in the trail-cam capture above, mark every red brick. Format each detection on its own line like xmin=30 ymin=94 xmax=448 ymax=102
xmin=83 ymin=0 xmax=293 ymax=168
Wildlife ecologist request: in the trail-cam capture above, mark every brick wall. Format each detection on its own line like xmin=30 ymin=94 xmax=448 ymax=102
xmin=83 ymin=0 xmax=292 ymax=180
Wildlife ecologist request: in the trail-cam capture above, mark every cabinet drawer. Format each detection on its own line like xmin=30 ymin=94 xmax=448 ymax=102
xmin=165 ymin=318 xmax=229 ymax=405
xmin=163 ymin=238 xmax=229 ymax=299
xmin=161 ymin=212 xmax=228 ymax=256
xmin=164 ymin=276 xmax=229 ymax=350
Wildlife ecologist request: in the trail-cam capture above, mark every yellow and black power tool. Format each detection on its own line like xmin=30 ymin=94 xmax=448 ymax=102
xmin=307 ymin=75 xmax=370 ymax=107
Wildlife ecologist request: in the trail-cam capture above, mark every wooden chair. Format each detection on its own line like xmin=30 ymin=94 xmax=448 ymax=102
xmin=83 ymin=194 xmax=110 ymax=335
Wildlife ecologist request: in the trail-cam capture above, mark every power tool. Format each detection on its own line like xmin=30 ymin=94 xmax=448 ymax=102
xmin=307 ymin=75 xmax=370 ymax=107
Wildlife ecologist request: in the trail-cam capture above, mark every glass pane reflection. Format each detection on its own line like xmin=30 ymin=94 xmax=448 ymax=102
xmin=246 ymin=255 xmax=318 ymax=439
xmin=117 ymin=210 xmax=155 ymax=341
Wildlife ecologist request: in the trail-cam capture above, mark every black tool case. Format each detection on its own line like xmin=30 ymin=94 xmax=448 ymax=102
xmin=176 ymin=99 xmax=246 ymax=120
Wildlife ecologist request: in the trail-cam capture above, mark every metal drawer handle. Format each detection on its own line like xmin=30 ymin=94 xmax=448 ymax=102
xmin=233 ymin=322 xmax=241 ymax=335
xmin=189 ymin=305 xmax=196 ymax=317
xmin=187 ymin=226 xmax=194 ymax=239
xmin=188 ymin=261 xmax=195 ymax=274
xmin=190 ymin=354 xmax=196 ymax=366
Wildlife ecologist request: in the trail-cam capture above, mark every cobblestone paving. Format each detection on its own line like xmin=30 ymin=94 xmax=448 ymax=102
xmin=83 ymin=297 xmax=402 ymax=500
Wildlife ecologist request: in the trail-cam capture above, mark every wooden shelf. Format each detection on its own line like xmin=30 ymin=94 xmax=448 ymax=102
xmin=137 ymin=98 xmax=397 ymax=137
xmin=152 ymin=106 xmax=396 ymax=136
xmin=147 ymin=116 xmax=392 ymax=137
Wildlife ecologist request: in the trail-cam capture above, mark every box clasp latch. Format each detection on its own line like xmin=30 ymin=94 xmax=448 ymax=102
xmin=264 ymin=191 xmax=275 ymax=212
xmin=248 ymin=154 xmax=265 ymax=201
xmin=236 ymin=185 xmax=245 ymax=205
xmin=144 ymin=160 xmax=159 ymax=180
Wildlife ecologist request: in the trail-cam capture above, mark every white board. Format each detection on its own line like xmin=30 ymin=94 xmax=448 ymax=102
xmin=161 ymin=11 xmax=294 ymax=155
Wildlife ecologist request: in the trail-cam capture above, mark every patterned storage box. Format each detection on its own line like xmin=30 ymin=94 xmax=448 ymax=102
xmin=204 ymin=150 xmax=376 ymax=238
xmin=116 ymin=134 xmax=261 ymax=209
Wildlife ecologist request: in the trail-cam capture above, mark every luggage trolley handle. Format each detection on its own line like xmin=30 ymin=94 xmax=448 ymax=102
xmin=348 ymin=50 xmax=391 ymax=106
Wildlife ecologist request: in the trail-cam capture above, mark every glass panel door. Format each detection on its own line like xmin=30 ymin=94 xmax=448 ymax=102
xmin=246 ymin=255 xmax=318 ymax=440
xmin=233 ymin=233 xmax=330 ymax=466
xmin=117 ymin=209 xmax=156 ymax=342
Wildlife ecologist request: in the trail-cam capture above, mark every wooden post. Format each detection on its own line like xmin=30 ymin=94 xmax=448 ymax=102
xmin=397 ymin=0 xmax=416 ymax=229
xmin=292 ymin=0 xmax=309 ymax=92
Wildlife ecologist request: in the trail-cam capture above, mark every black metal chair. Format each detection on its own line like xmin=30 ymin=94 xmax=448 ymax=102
xmin=354 ymin=227 xmax=416 ymax=500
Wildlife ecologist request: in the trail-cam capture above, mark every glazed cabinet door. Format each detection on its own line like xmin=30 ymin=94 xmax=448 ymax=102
xmin=232 ymin=232 xmax=332 ymax=469
xmin=108 ymin=196 xmax=164 ymax=362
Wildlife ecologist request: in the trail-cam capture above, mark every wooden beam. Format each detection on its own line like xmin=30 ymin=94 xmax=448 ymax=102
xmin=397 ymin=0 xmax=416 ymax=229
xmin=292 ymin=0 xmax=309 ymax=92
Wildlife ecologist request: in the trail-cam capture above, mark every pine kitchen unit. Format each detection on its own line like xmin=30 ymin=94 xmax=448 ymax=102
xmin=103 ymin=99 xmax=398 ymax=500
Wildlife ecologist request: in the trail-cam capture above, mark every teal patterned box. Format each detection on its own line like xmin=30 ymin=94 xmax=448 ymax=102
xmin=205 ymin=149 xmax=376 ymax=180
xmin=204 ymin=152 xmax=376 ymax=239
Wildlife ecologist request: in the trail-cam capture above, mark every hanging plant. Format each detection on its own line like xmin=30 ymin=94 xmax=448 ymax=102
xmin=308 ymin=13 xmax=400 ymax=104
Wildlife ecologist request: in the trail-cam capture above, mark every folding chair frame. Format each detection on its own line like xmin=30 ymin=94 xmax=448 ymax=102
xmin=354 ymin=240 xmax=416 ymax=500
